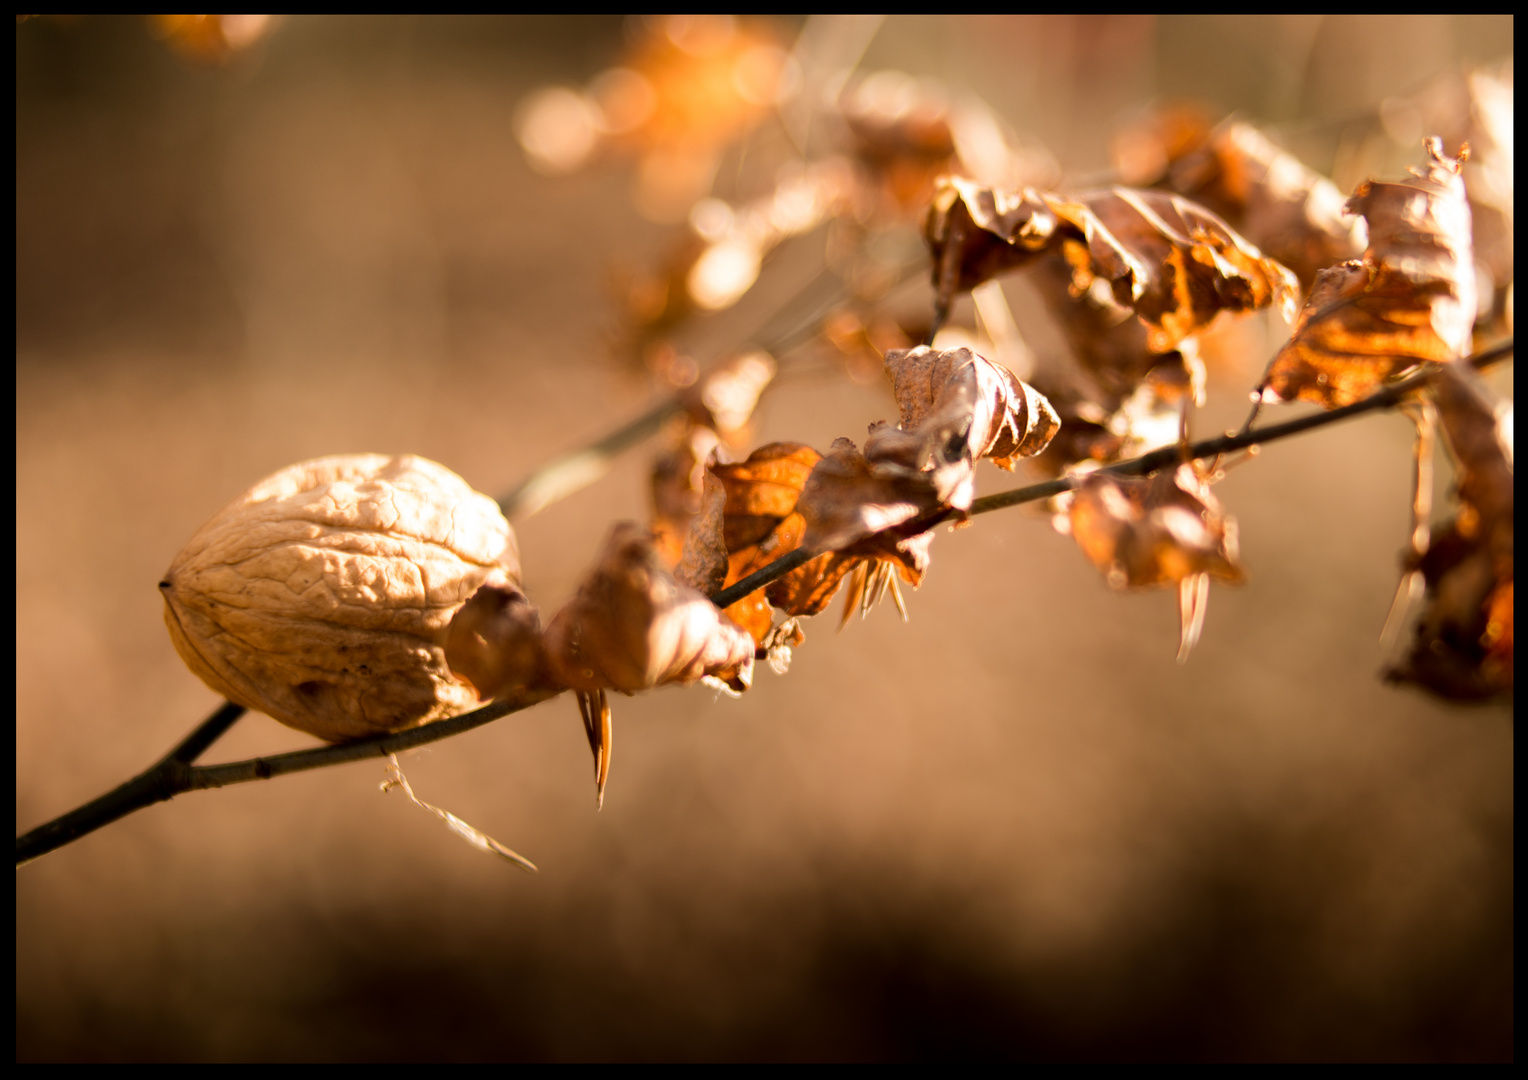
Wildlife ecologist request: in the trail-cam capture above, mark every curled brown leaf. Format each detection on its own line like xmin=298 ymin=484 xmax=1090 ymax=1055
xmin=1008 ymin=222 xmax=1205 ymax=477
xmin=786 ymin=347 xmax=1054 ymax=622
xmin=926 ymin=176 xmax=1298 ymax=350
xmin=1262 ymin=138 xmax=1476 ymax=408
xmin=711 ymin=442 xmax=820 ymax=644
xmin=545 ymin=523 xmax=754 ymax=697
xmin=650 ymin=353 xmax=776 ymax=567
xmin=544 ymin=523 xmax=755 ymax=806
xmin=1392 ymin=62 xmax=1513 ymax=327
xmin=1066 ymin=464 xmax=1245 ymax=661
xmin=926 ymin=178 xmax=1065 ymax=306
xmin=674 ymin=471 xmax=730 ymax=598
xmin=1057 ymin=188 xmax=1299 ymax=351
xmin=710 ymin=440 xmax=925 ymax=635
xmin=797 ymin=436 xmax=952 ymax=558
xmin=1116 ymin=112 xmax=1366 ymax=289
xmin=874 ymin=345 xmax=1060 ymax=472
xmin=1388 ymin=364 xmax=1513 ymax=700
xmin=650 ymin=424 xmax=721 ymax=569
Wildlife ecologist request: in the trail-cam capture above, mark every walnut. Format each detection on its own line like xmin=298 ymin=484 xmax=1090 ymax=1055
xmin=160 ymin=454 xmax=519 ymax=742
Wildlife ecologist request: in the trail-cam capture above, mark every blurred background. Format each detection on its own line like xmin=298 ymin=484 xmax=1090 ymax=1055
xmin=16 ymin=15 xmax=1513 ymax=1062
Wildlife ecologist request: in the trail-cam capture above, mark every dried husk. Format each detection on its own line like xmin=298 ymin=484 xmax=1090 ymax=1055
xmin=444 ymin=583 xmax=547 ymax=702
xmin=160 ymin=453 xmax=518 ymax=742
xmin=543 ymin=523 xmax=754 ymax=696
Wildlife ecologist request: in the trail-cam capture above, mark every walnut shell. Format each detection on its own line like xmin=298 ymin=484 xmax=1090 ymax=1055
xmin=160 ymin=453 xmax=518 ymax=742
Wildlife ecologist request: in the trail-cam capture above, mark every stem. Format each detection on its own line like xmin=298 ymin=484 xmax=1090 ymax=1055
xmin=16 ymin=689 xmax=559 ymax=867
xmin=166 ymin=700 xmax=248 ymax=764
xmin=184 ymin=688 xmax=562 ymax=791
xmin=711 ymin=547 xmax=819 ymax=611
xmin=16 ymin=340 xmax=1510 ymax=867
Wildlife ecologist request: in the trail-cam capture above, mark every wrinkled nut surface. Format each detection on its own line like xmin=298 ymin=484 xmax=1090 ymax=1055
xmin=160 ymin=453 xmax=519 ymax=742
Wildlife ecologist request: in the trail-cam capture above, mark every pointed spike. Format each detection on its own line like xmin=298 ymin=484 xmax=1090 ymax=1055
xmin=839 ymin=563 xmax=867 ymax=632
xmin=576 ymin=690 xmax=599 ymax=757
xmin=888 ymin=574 xmax=909 ymax=623
xmin=1176 ymin=574 xmax=1210 ymax=664
xmin=1380 ymin=570 xmax=1424 ymax=650
xmin=867 ymin=562 xmax=892 ymax=619
xmin=594 ymin=690 xmax=612 ymax=811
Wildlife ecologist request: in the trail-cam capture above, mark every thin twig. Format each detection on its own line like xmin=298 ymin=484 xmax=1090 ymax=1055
xmin=167 ymin=699 xmax=248 ymax=764
xmin=16 ymin=690 xmax=558 ymax=867
xmin=16 ymin=340 xmax=1510 ymax=867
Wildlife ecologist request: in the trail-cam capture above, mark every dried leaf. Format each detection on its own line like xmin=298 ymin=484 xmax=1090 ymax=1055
xmin=1118 ymin=112 xmax=1366 ymax=288
xmin=926 ymin=176 xmax=1298 ymax=351
xmin=797 ymin=345 xmax=1056 ymax=556
xmin=709 ymin=441 xmax=923 ymax=634
xmin=545 ymin=524 xmax=754 ymax=806
xmin=650 ymin=424 xmax=720 ymax=568
xmin=776 ymin=348 xmax=1055 ymax=623
xmin=711 ymin=442 xmax=822 ymax=643
xmin=1061 ymin=189 xmax=1299 ymax=349
xmin=1262 ymin=138 xmax=1476 ymax=408
xmin=1392 ymin=62 xmax=1513 ymax=327
xmin=714 ymin=442 xmax=821 ymax=542
xmin=1029 ymin=253 xmax=1201 ymax=403
xmin=1428 ymin=366 xmax=1514 ymax=537
xmin=1388 ymin=364 xmax=1513 ymax=700
xmin=874 ymin=345 xmax=1060 ymax=472
xmin=650 ymin=354 xmax=777 ymax=567
xmin=1015 ymin=234 xmax=1204 ymax=476
xmin=926 ymin=179 xmax=1066 ymax=304
xmin=797 ymin=436 xmax=953 ymax=558
xmin=674 ymin=471 xmax=729 ymax=597
xmin=1067 ymin=464 xmax=1245 ymax=660
xmin=769 ymin=551 xmax=871 ymax=620
xmin=544 ymin=523 xmax=754 ymax=696
xmin=381 ymin=756 xmax=536 ymax=872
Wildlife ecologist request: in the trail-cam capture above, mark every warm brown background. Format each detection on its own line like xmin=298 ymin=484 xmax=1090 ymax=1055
xmin=17 ymin=16 xmax=1513 ymax=1062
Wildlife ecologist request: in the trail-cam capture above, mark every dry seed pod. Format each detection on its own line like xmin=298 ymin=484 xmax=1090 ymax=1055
xmin=543 ymin=523 xmax=754 ymax=696
xmin=160 ymin=453 xmax=519 ymax=742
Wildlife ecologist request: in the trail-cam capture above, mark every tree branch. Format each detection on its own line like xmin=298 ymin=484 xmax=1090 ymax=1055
xmin=16 ymin=690 xmax=561 ymax=867
xmin=16 ymin=339 xmax=1509 ymax=867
